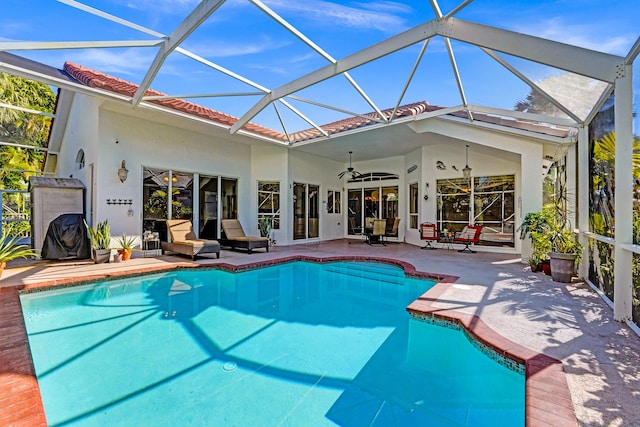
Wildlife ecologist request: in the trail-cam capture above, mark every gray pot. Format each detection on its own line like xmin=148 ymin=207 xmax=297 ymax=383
xmin=549 ymin=251 xmax=576 ymax=283
xmin=92 ymin=249 xmax=111 ymax=264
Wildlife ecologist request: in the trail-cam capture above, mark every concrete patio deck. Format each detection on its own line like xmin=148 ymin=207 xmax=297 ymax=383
xmin=1 ymin=239 xmax=639 ymax=426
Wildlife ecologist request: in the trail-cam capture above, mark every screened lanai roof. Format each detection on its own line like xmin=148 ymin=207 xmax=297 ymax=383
xmin=0 ymin=0 xmax=638 ymax=152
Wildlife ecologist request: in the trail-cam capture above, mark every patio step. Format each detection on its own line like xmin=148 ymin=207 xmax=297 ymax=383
xmin=322 ymin=262 xmax=405 ymax=285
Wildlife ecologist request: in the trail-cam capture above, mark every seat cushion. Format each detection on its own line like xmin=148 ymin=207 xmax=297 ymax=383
xmin=166 ymin=219 xmax=197 ymax=241
xmin=221 ymin=219 xmax=247 ymax=239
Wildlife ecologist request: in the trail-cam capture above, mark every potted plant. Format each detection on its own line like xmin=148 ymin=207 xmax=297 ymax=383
xmin=258 ymin=217 xmax=272 ymax=238
xmin=116 ymin=233 xmax=136 ymax=261
xmin=0 ymin=234 xmax=39 ymax=278
xmin=85 ymin=219 xmax=111 ymax=263
xmin=520 ymin=204 xmax=584 ymax=282
xmin=548 ymin=226 xmax=584 ymax=283
xmin=519 ymin=209 xmax=552 ymax=272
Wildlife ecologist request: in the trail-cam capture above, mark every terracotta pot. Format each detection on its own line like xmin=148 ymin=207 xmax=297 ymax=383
xmin=118 ymin=249 xmax=132 ymax=261
xmin=0 ymin=261 xmax=6 ymax=278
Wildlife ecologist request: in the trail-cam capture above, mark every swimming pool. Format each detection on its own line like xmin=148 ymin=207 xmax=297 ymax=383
xmin=20 ymin=260 xmax=524 ymax=426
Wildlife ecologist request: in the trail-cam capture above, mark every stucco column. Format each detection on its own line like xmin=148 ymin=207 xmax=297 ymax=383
xmin=520 ymin=143 xmax=544 ymax=261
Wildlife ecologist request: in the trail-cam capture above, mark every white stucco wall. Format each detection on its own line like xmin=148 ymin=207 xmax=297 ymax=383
xmin=56 ymin=95 xmax=101 ymax=222
xmin=54 ymin=91 xmax=556 ymax=256
xmin=288 ymin=150 xmax=345 ymax=245
xmin=251 ymin=144 xmax=288 ymax=243
xmin=406 ymin=118 xmax=547 ymax=253
xmin=97 ymin=108 xmax=253 ymax=237
xmin=404 ymin=147 xmax=423 ymax=243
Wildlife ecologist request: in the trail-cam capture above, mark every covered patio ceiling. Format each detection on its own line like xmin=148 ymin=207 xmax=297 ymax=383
xmin=0 ymin=0 xmax=638 ymax=162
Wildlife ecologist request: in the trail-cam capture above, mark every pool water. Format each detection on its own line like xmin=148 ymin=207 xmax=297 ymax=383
xmin=20 ymin=261 xmax=524 ymax=426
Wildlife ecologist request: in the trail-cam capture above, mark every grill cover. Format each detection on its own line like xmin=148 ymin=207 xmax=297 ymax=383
xmin=41 ymin=213 xmax=91 ymax=260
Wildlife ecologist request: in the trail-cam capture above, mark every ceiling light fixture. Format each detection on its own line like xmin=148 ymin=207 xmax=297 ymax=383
xmin=338 ymin=151 xmax=362 ymax=179
xmin=462 ymin=145 xmax=472 ymax=180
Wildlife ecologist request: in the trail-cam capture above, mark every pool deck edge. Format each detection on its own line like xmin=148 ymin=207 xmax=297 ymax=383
xmin=0 ymin=285 xmax=47 ymax=427
xmin=1 ymin=254 xmax=577 ymax=426
xmin=407 ymin=281 xmax=579 ymax=427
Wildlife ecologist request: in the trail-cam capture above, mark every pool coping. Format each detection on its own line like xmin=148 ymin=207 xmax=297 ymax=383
xmin=0 ymin=255 xmax=577 ymax=427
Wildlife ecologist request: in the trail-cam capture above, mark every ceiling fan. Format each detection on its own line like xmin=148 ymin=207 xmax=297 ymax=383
xmin=338 ymin=151 xmax=362 ymax=179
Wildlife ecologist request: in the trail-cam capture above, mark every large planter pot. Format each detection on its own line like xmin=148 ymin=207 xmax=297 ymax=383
xmin=92 ymin=249 xmax=111 ymax=264
xmin=550 ymin=251 xmax=577 ymax=283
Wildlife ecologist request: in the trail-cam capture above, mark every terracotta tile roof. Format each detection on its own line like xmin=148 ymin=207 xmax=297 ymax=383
xmin=63 ymin=62 xmax=287 ymax=142
xmin=63 ymin=62 xmax=570 ymax=143
xmin=288 ymin=101 xmax=432 ymax=142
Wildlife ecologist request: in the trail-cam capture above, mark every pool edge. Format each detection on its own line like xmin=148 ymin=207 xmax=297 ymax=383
xmin=2 ymin=255 xmax=577 ymax=427
xmin=407 ymin=281 xmax=579 ymax=427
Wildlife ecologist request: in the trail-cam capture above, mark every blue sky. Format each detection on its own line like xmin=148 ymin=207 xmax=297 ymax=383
xmin=1 ymin=0 xmax=638 ymax=132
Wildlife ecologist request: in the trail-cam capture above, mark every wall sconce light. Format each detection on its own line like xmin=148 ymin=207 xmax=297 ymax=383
xmin=118 ymin=160 xmax=129 ymax=183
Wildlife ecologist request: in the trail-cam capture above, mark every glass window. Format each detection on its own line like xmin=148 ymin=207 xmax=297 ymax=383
xmin=381 ymin=186 xmax=398 ymax=220
xmin=473 ymin=175 xmax=515 ymax=247
xmin=364 ymin=187 xmax=379 ymax=219
xmin=437 ymin=175 xmax=515 ymax=247
xmin=222 ymin=178 xmax=237 ymax=220
xmin=75 ymin=149 xmax=85 ymax=170
xmin=347 ymin=189 xmax=362 ymax=236
xmin=258 ymin=181 xmax=280 ymax=229
xmin=437 ymin=178 xmax=471 ymax=234
xmin=170 ymin=171 xmax=193 ymax=220
xmin=199 ymin=175 xmax=218 ymax=239
xmin=409 ymin=183 xmax=418 ymax=229
xmin=327 ymin=189 xmax=341 ymax=214
xmin=143 ymin=167 xmax=170 ymax=241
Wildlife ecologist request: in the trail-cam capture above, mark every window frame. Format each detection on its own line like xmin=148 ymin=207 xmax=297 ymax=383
xmin=327 ymin=189 xmax=341 ymax=214
xmin=258 ymin=180 xmax=280 ymax=230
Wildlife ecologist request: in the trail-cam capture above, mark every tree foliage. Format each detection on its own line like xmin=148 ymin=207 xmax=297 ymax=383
xmin=0 ymin=72 xmax=56 ymax=191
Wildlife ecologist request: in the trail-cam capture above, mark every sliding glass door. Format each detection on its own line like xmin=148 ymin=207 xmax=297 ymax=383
xmin=347 ymin=185 xmax=399 ymax=236
xmin=199 ymin=175 xmax=218 ymax=239
xmin=143 ymin=168 xmax=236 ymax=242
xmin=293 ymin=182 xmax=319 ymax=240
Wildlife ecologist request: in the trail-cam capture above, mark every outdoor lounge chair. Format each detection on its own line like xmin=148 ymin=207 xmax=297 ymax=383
xmin=220 ymin=219 xmax=269 ymax=254
xmin=419 ymin=222 xmax=438 ymax=249
xmin=161 ymin=219 xmax=220 ymax=260
xmin=454 ymin=225 xmax=482 ymax=253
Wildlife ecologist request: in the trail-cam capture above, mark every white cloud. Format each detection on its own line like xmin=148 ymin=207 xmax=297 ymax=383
xmin=185 ymin=36 xmax=292 ymax=58
xmin=263 ymin=0 xmax=411 ymax=32
xmin=514 ymin=17 xmax=634 ymax=56
xmin=353 ymin=1 xmax=413 ymax=15
xmin=122 ymin=0 xmax=200 ymax=13
xmin=65 ymin=48 xmax=154 ymax=76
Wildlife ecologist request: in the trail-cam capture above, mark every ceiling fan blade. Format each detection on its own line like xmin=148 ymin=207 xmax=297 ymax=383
xmin=337 ymin=171 xmax=347 ymax=179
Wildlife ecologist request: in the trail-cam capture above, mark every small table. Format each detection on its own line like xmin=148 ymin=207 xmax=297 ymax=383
xmin=142 ymin=236 xmax=161 ymax=257
xmin=439 ymin=234 xmax=455 ymax=250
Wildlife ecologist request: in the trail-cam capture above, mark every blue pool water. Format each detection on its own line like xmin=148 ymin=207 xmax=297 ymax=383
xmin=20 ymin=261 xmax=525 ymax=426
